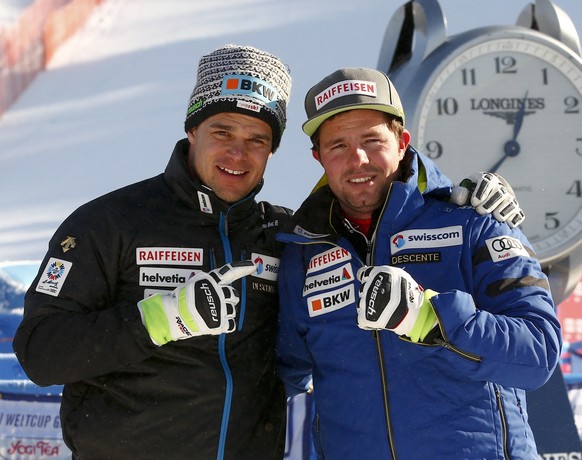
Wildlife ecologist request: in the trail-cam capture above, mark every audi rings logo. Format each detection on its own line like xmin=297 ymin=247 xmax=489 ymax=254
xmin=491 ymin=237 xmax=524 ymax=253
xmin=485 ymin=236 xmax=529 ymax=262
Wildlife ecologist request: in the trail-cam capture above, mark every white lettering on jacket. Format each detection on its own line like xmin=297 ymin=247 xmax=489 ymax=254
xmin=136 ymin=247 xmax=203 ymax=266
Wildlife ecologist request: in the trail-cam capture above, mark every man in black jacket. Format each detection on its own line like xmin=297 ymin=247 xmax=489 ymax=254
xmin=14 ymin=44 xmax=293 ymax=460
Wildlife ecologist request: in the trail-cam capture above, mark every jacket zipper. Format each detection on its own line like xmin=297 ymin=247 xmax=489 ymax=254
xmin=430 ymin=306 xmax=482 ymax=363
xmin=217 ymin=211 xmax=234 ymax=460
xmin=328 ymin=189 xmax=398 ymax=458
xmin=365 ymin=188 xmax=399 ymax=459
xmin=495 ymin=385 xmax=511 ymax=459
xmin=373 ymin=330 xmax=398 ymax=459
xmin=212 ymin=191 xmax=257 ymax=459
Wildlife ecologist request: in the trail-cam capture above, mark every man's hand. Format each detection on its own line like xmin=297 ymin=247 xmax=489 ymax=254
xmin=449 ymin=172 xmax=525 ymax=228
xmin=138 ymin=261 xmax=257 ymax=346
xmin=356 ymin=265 xmax=437 ymax=342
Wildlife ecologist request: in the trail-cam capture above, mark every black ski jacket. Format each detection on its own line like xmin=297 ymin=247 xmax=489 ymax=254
xmin=13 ymin=139 xmax=291 ymax=460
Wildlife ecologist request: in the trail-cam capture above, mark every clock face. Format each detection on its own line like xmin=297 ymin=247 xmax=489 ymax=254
xmin=411 ymin=30 xmax=582 ymax=264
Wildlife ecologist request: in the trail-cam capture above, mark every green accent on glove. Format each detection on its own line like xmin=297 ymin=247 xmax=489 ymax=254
xmin=408 ymin=289 xmax=439 ymax=343
xmin=139 ymin=294 xmax=173 ymax=346
xmin=177 ymin=288 xmax=200 ymax=333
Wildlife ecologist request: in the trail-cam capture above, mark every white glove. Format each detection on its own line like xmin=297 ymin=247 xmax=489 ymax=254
xmin=356 ymin=266 xmax=438 ymax=342
xmin=450 ymin=172 xmax=525 ymax=228
xmin=138 ymin=260 xmax=257 ymax=345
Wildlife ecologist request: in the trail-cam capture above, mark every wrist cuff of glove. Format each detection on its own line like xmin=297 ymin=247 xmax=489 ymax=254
xmin=138 ymin=294 xmax=173 ymax=346
xmin=408 ymin=289 xmax=439 ymax=343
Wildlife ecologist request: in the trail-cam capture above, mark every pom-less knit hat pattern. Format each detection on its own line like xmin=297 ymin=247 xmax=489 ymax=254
xmin=185 ymin=45 xmax=291 ymax=152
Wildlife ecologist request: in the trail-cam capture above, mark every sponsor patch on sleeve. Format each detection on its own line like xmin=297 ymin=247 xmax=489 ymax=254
xmin=485 ymin=236 xmax=530 ymax=262
xmin=35 ymin=258 xmax=73 ymax=297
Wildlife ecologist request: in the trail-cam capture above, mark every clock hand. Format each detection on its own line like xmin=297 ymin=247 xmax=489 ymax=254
xmin=512 ymin=91 xmax=528 ymax=141
xmin=489 ymin=154 xmax=508 ymax=174
xmin=491 ymin=92 xmax=529 ymax=173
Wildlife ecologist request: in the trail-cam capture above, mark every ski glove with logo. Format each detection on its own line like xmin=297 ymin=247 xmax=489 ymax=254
xmin=138 ymin=260 xmax=257 ymax=346
xmin=357 ymin=265 xmax=438 ymax=343
xmin=449 ymin=172 xmax=525 ymax=228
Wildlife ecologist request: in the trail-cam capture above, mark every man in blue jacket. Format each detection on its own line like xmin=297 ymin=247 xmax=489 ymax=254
xmin=276 ymin=67 xmax=561 ymax=459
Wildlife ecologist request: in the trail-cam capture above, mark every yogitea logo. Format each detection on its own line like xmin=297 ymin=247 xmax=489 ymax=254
xmin=8 ymin=440 xmax=61 ymax=456
xmin=251 ymin=253 xmax=279 ymax=282
xmin=391 ymin=226 xmax=463 ymax=254
xmin=222 ymin=74 xmax=279 ymax=107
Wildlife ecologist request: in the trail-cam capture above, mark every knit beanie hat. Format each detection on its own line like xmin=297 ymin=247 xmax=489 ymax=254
xmin=185 ymin=44 xmax=292 ymax=152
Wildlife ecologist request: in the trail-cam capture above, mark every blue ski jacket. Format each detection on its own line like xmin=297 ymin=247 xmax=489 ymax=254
xmin=276 ymin=148 xmax=561 ymax=460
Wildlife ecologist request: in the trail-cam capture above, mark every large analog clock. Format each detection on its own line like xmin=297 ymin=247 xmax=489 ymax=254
xmin=380 ymin=0 xmax=582 ymax=268
xmin=379 ymin=0 xmax=582 ymax=303
xmin=411 ymin=27 xmax=582 ymax=266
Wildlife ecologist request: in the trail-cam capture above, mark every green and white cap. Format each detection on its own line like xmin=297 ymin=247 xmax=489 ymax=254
xmin=302 ymin=67 xmax=405 ymax=136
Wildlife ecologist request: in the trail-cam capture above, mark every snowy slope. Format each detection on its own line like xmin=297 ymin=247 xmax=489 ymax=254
xmin=0 ymin=0 xmax=35 ymax=25
xmin=1 ymin=0 xmax=582 ymax=261
xmin=0 ymin=261 xmax=38 ymax=352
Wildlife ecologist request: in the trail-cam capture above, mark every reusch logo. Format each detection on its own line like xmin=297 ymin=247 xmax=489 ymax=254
xmin=221 ymin=74 xmax=279 ymax=106
xmin=366 ymin=274 xmax=386 ymax=319
xmin=200 ymin=281 xmax=218 ymax=322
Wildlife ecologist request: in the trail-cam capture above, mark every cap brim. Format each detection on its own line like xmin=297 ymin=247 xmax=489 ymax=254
xmin=302 ymin=104 xmax=405 ymax=136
